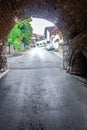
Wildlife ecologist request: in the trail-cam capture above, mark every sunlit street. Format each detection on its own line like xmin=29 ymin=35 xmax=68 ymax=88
xmin=7 ymin=47 xmax=62 ymax=69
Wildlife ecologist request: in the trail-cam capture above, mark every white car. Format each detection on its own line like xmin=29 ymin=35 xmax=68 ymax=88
xmin=46 ymin=43 xmax=55 ymax=51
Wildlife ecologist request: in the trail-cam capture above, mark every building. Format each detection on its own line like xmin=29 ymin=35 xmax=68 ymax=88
xmin=44 ymin=26 xmax=63 ymax=51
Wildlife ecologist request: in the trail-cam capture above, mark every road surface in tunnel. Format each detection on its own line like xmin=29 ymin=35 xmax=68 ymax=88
xmin=0 ymin=47 xmax=87 ymax=130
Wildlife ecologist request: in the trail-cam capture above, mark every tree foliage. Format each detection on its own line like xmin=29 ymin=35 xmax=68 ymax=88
xmin=7 ymin=18 xmax=33 ymax=51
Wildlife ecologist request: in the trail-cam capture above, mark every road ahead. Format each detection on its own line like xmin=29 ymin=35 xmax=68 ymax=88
xmin=0 ymin=48 xmax=87 ymax=130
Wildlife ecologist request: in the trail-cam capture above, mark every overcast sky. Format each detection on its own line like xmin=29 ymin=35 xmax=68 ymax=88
xmin=30 ymin=18 xmax=54 ymax=35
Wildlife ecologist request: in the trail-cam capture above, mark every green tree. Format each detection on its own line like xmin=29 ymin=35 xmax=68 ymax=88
xmin=18 ymin=18 xmax=33 ymax=47
xmin=7 ymin=18 xmax=33 ymax=53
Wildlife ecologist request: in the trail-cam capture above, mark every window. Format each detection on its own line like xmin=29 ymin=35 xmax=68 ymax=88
xmin=54 ymin=39 xmax=59 ymax=43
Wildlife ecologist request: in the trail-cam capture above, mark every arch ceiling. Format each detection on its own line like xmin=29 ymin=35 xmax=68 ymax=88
xmin=0 ymin=0 xmax=87 ymax=42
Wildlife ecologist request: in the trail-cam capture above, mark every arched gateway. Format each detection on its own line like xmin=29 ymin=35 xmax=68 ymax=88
xmin=0 ymin=0 xmax=87 ymax=75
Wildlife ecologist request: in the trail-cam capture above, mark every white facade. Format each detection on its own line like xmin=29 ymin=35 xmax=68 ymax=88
xmin=47 ymin=30 xmax=50 ymax=42
xmin=52 ymin=33 xmax=63 ymax=50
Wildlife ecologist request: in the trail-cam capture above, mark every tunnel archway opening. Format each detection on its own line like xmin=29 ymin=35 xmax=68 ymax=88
xmin=6 ymin=17 xmax=64 ymax=52
xmin=6 ymin=17 xmax=63 ymax=70
xmin=0 ymin=0 xmax=87 ymax=76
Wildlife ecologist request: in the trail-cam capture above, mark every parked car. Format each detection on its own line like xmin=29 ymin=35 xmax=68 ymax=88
xmin=37 ymin=43 xmax=46 ymax=47
xmin=39 ymin=43 xmax=43 ymax=47
xmin=46 ymin=43 xmax=55 ymax=51
xmin=29 ymin=43 xmax=35 ymax=48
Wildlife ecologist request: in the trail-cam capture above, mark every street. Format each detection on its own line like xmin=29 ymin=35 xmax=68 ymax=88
xmin=0 ymin=48 xmax=87 ymax=130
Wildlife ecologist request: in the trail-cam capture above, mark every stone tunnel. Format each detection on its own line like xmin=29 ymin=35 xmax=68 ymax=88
xmin=0 ymin=0 xmax=87 ymax=75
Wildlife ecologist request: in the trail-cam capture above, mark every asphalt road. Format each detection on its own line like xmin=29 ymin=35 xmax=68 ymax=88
xmin=0 ymin=48 xmax=87 ymax=130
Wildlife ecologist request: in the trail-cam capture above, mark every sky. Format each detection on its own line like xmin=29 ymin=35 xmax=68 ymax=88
xmin=30 ymin=18 xmax=54 ymax=35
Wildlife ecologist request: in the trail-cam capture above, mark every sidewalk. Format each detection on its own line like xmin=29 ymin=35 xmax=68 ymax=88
xmin=72 ymin=75 xmax=87 ymax=88
xmin=53 ymin=51 xmax=63 ymax=59
xmin=6 ymin=49 xmax=29 ymax=58
xmin=0 ymin=69 xmax=9 ymax=79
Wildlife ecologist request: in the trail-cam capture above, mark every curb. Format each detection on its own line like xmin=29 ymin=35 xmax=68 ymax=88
xmin=53 ymin=52 xmax=63 ymax=60
xmin=72 ymin=75 xmax=87 ymax=87
xmin=0 ymin=69 xmax=10 ymax=79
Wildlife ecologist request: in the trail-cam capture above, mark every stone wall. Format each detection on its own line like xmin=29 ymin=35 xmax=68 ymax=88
xmin=0 ymin=45 xmax=7 ymax=73
xmin=63 ymin=31 xmax=87 ymax=75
